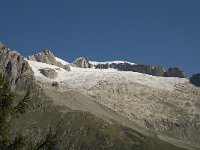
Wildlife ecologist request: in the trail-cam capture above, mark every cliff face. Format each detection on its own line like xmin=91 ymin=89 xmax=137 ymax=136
xmin=0 ymin=45 xmax=35 ymax=89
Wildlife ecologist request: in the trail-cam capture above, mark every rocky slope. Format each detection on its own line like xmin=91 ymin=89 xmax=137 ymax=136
xmin=0 ymin=42 xmax=199 ymax=149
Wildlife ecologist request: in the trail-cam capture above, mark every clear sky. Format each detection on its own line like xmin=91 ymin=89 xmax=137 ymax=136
xmin=0 ymin=0 xmax=199 ymax=76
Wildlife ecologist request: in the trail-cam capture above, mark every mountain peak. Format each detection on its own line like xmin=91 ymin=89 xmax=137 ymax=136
xmin=27 ymin=49 xmax=56 ymax=63
xmin=72 ymin=57 xmax=91 ymax=68
xmin=42 ymin=49 xmax=53 ymax=54
xmin=27 ymin=49 xmax=71 ymax=71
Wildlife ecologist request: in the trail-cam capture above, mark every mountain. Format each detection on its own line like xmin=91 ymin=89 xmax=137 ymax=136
xmin=27 ymin=49 xmax=71 ymax=71
xmin=0 ymin=41 xmax=200 ymax=150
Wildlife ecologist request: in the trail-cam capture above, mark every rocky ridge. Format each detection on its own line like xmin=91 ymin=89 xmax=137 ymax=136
xmin=27 ymin=49 xmax=71 ymax=71
xmin=72 ymin=57 xmax=187 ymax=78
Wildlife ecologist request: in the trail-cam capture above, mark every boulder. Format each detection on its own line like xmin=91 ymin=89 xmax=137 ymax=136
xmin=190 ymin=73 xmax=200 ymax=87
xmin=72 ymin=57 xmax=91 ymax=68
xmin=165 ymin=68 xmax=187 ymax=78
xmin=39 ymin=68 xmax=58 ymax=79
xmin=52 ymin=81 xmax=59 ymax=87
xmin=63 ymin=65 xmax=71 ymax=71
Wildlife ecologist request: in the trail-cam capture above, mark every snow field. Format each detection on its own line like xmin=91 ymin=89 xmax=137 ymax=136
xmin=27 ymin=59 xmax=188 ymax=91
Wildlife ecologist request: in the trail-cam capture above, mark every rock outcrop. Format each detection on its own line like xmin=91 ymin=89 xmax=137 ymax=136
xmin=190 ymin=73 xmax=200 ymax=87
xmin=94 ymin=62 xmax=131 ymax=70
xmin=0 ymin=41 xmax=5 ymax=49
xmin=0 ymin=47 xmax=35 ymax=89
xmin=93 ymin=62 xmax=187 ymax=78
xmin=94 ymin=63 xmax=166 ymax=76
xmin=39 ymin=68 xmax=58 ymax=79
xmin=72 ymin=57 xmax=91 ymax=68
xmin=164 ymin=67 xmax=187 ymax=78
xmin=27 ymin=49 xmax=71 ymax=71
xmin=130 ymin=64 xmax=166 ymax=76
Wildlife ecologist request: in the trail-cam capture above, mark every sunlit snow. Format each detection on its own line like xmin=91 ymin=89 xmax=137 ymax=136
xmin=27 ymin=59 xmax=188 ymax=91
xmin=55 ymin=57 xmax=70 ymax=65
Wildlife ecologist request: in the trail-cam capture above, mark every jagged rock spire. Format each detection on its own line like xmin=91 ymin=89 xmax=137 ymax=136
xmin=72 ymin=57 xmax=91 ymax=68
xmin=27 ymin=49 xmax=71 ymax=71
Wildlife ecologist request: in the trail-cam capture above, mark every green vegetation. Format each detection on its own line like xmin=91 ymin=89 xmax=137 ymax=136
xmin=0 ymin=75 xmax=57 ymax=150
xmin=11 ymin=110 xmax=188 ymax=150
xmin=0 ymin=74 xmax=30 ymax=149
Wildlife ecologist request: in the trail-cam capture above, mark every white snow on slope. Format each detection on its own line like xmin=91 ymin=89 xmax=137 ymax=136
xmin=55 ymin=57 xmax=70 ymax=65
xmin=90 ymin=60 xmax=135 ymax=65
xmin=27 ymin=60 xmax=188 ymax=91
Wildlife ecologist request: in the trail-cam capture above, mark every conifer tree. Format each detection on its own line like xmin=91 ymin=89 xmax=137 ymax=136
xmin=0 ymin=74 xmax=57 ymax=150
xmin=0 ymin=74 xmax=30 ymax=149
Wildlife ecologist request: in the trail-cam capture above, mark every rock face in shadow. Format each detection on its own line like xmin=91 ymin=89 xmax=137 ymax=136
xmin=72 ymin=57 xmax=91 ymax=68
xmin=190 ymin=73 xmax=200 ymax=87
xmin=94 ymin=63 xmax=166 ymax=76
xmin=130 ymin=64 xmax=166 ymax=76
xmin=0 ymin=47 xmax=35 ymax=89
xmin=39 ymin=68 xmax=58 ymax=79
xmin=27 ymin=49 xmax=71 ymax=71
xmin=165 ymin=68 xmax=187 ymax=78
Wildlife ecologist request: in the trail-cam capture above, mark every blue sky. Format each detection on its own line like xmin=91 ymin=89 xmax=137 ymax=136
xmin=0 ymin=0 xmax=199 ymax=76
